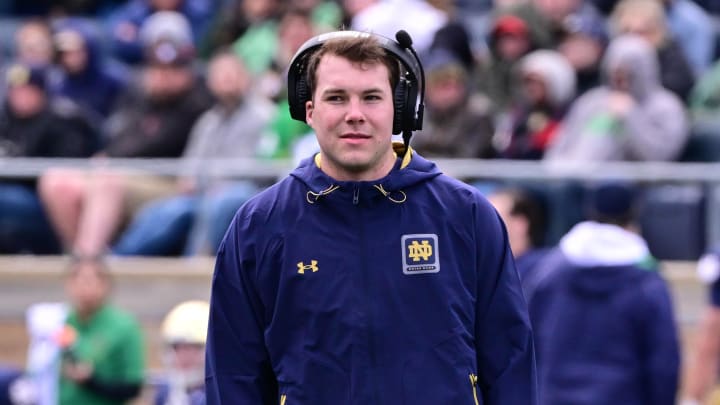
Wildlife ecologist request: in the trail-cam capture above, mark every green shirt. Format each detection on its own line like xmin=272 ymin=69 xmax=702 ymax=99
xmin=59 ymin=304 xmax=145 ymax=405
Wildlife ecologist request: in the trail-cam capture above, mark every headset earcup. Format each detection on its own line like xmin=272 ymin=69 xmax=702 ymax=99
xmin=393 ymin=79 xmax=407 ymax=135
xmin=293 ymin=76 xmax=310 ymax=122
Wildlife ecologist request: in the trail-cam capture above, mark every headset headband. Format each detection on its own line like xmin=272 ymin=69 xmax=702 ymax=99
xmin=286 ymin=30 xmax=425 ymax=134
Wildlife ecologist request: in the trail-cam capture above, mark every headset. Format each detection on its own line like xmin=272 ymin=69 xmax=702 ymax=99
xmin=287 ymin=30 xmax=426 ymax=151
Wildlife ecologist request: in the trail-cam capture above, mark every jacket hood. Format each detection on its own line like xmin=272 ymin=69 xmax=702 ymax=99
xmin=52 ymin=18 xmax=103 ymax=75
xmin=519 ymin=49 xmax=577 ymax=107
xmin=289 ymin=143 xmax=442 ymax=205
xmin=559 ymin=221 xmax=654 ymax=296
xmin=601 ymin=34 xmax=660 ymax=101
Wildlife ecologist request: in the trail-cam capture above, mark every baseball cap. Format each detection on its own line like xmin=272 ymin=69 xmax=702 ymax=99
xmin=5 ymin=63 xmax=46 ymax=90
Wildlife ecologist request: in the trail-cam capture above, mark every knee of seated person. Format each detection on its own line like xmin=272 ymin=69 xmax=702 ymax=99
xmin=38 ymin=169 xmax=86 ymax=199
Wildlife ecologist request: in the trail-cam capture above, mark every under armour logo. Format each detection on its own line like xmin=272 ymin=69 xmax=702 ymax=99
xmin=297 ymin=260 xmax=319 ymax=274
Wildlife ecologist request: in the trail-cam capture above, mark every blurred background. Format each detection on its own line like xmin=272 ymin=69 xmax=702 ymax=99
xmin=0 ymin=0 xmax=720 ymax=403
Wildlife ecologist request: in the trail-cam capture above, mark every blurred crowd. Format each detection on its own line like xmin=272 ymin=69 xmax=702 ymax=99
xmin=1 ymin=0 xmax=720 ymax=403
xmin=0 ymin=0 xmax=719 ymax=258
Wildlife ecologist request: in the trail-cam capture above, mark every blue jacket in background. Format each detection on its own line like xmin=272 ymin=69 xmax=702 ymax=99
xmin=530 ymin=222 xmax=680 ymax=405
xmin=206 ymin=148 xmax=537 ymax=404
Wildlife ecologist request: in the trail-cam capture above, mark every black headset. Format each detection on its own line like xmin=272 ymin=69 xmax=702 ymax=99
xmin=287 ymin=30 xmax=425 ymax=149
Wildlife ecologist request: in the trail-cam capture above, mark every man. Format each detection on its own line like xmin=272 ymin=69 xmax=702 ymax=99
xmin=0 ymin=62 xmax=96 ymax=254
xmin=487 ymin=186 xmax=550 ymax=296
xmin=529 ymin=182 xmax=680 ymax=405
xmin=154 ymin=300 xmax=209 ymax=405
xmin=59 ymin=256 xmax=145 ymax=405
xmin=206 ymin=30 xmax=536 ymax=404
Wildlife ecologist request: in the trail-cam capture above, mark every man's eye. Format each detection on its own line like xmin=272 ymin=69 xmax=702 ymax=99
xmin=365 ymin=94 xmax=382 ymax=101
xmin=325 ymin=95 xmax=344 ymax=102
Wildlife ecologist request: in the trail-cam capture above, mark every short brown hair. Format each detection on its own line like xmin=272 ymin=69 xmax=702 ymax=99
xmin=305 ymin=35 xmax=401 ymax=99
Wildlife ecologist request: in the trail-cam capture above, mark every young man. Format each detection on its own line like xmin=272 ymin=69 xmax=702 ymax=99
xmin=206 ymin=30 xmax=537 ymax=404
xmin=529 ymin=182 xmax=680 ymax=405
xmin=59 ymin=256 xmax=146 ymax=405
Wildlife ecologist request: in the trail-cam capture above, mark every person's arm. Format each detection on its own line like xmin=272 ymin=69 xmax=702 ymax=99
xmin=623 ymin=93 xmax=689 ymax=161
xmin=205 ymin=210 xmax=278 ymax=404
xmin=639 ymin=275 xmax=681 ymax=405
xmin=683 ymin=306 xmax=720 ymax=403
xmin=474 ymin=204 xmax=538 ymax=404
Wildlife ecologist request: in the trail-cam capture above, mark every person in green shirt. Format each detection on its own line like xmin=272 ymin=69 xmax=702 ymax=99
xmin=59 ymin=256 xmax=145 ymax=405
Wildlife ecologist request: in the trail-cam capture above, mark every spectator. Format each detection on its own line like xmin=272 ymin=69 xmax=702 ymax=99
xmin=493 ymin=49 xmax=576 ymax=159
xmin=0 ymin=63 xmax=97 ymax=254
xmin=530 ymin=181 xmax=680 ymax=405
xmin=664 ymin=0 xmax=714 ymax=76
xmin=545 ymin=35 xmax=689 ymax=162
xmin=38 ymin=37 xmax=212 ymax=258
xmin=610 ymin=0 xmax=695 ymax=101
xmin=487 ymin=186 xmax=550 ymax=296
xmin=153 ymin=300 xmax=209 ymax=405
xmin=682 ymin=246 xmax=720 ymax=405
xmin=556 ymin=11 xmax=608 ymax=94
xmin=410 ymin=49 xmax=495 ymax=158
xmin=50 ymin=18 xmax=129 ymax=125
xmin=0 ymin=18 xmax=56 ymax=104
xmin=199 ymin=0 xmax=281 ymax=59
xmin=478 ymin=13 xmax=536 ymax=113
xmin=350 ymin=0 xmax=448 ymax=55
xmin=111 ymin=51 xmax=274 ymax=256
xmin=106 ymin=0 xmax=215 ymax=65
xmin=11 ymin=19 xmax=54 ymax=67
xmin=59 ymin=255 xmax=145 ymax=405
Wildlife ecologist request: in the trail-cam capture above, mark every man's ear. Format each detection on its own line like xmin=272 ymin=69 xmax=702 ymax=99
xmin=305 ymin=100 xmax=314 ymax=125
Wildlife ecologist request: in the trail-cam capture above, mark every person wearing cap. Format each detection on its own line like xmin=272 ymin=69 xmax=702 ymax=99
xmin=528 ymin=182 xmax=680 ymax=405
xmin=105 ymin=0 xmax=215 ymax=65
xmin=153 ymin=300 xmax=208 ymax=405
xmin=0 ymin=62 xmax=97 ymax=254
xmin=410 ymin=49 xmax=495 ymax=159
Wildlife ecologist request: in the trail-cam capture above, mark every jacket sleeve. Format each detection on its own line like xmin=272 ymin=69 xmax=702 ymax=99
xmin=474 ymin=204 xmax=538 ymax=404
xmin=205 ymin=212 xmax=278 ymax=404
xmin=638 ymin=274 xmax=681 ymax=405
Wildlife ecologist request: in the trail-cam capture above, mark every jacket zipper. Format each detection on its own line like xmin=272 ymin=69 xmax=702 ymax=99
xmin=280 ymin=393 xmax=287 ymax=405
xmin=353 ymin=186 xmax=360 ymax=205
xmin=469 ymin=373 xmax=479 ymax=405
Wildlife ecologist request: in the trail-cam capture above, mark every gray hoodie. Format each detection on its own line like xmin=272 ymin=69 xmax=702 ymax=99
xmin=544 ymin=35 xmax=689 ymax=161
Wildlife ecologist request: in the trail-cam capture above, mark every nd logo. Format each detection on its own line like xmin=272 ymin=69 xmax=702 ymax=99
xmin=408 ymin=240 xmax=433 ymax=262
xmin=297 ymin=260 xmax=319 ymax=274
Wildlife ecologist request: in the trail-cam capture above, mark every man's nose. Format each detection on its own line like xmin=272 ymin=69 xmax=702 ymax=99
xmin=345 ymin=98 xmax=365 ymax=123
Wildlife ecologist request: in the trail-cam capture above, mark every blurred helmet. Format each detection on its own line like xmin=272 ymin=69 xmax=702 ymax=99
xmin=161 ymin=300 xmax=210 ymax=345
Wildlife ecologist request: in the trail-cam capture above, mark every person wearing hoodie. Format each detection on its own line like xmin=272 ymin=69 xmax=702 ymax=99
xmin=50 ymin=18 xmax=129 ymax=127
xmin=493 ymin=49 xmax=576 ymax=159
xmin=529 ymin=182 xmax=680 ymax=405
xmin=205 ymin=30 xmax=537 ymax=404
xmin=544 ymin=34 xmax=689 ymax=162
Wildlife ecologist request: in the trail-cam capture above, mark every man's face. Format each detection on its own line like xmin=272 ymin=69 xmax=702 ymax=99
xmin=65 ymin=263 xmax=110 ymax=319
xmin=8 ymin=85 xmax=46 ymax=118
xmin=143 ymin=65 xmax=193 ymax=100
xmin=207 ymin=55 xmax=248 ymax=103
xmin=306 ymin=54 xmax=396 ymax=181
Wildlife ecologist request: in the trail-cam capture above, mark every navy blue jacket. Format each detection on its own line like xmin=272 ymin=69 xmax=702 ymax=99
xmin=206 ymin=149 xmax=537 ymax=404
xmin=530 ymin=252 xmax=679 ymax=405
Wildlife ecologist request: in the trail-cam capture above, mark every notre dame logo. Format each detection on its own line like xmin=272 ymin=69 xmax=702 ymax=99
xmin=401 ymin=234 xmax=440 ymax=274
xmin=297 ymin=260 xmax=319 ymax=274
